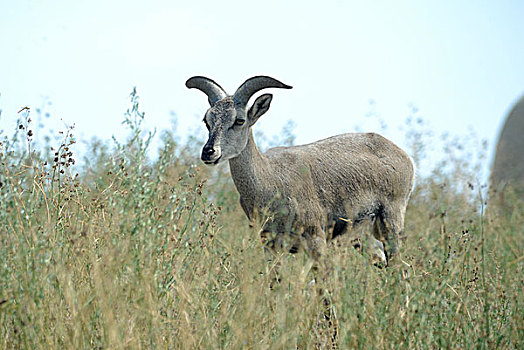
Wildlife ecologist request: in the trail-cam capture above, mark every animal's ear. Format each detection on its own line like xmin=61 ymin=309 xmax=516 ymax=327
xmin=247 ymin=94 xmax=273 ymax=125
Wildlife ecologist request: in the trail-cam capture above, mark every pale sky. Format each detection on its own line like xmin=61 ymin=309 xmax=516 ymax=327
xmin=1 ymin=0 xmax=523 ymax=177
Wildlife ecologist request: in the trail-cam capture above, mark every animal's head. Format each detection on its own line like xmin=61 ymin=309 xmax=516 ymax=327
xmin=186 ymin=76 xmax=292 ymax=165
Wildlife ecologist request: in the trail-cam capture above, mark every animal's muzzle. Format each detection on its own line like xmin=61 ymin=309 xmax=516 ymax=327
xmin=201 ymin=142 xmax=222 ymax=164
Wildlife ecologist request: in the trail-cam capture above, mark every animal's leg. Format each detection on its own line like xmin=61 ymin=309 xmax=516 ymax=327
xmin=316 ymin=288 xmax=339 ymax=348
xmin=373 ymin=203 xmax=406 ymax=262
xmin=259 ymin=230 xmax=283 ymax=288
xmin=303 ymin=225 xmax=338 ymax=348
xmin=369 ymin=235 xmax=387 ymax=267
xmin=260 ymin=230 xmax=277 ymax=255
xmin=303 ymin=225 xmax=327 ymax=263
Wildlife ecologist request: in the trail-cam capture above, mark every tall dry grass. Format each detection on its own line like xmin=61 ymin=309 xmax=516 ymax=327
xmin=0 ymin=91 xmax=522 ymax=349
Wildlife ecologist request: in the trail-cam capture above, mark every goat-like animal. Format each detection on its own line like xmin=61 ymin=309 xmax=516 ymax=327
xmin=186 ymin=76 xmax=415 ymax=265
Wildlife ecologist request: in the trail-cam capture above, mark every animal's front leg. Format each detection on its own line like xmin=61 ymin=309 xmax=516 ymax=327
xmin=303 ymin=225 xmax=328 ymax=263
xmin=259 ymin=230 xmax=280 ymax=256
xmin=303 ymin=225 xmax=339 ymax=347
xmin=259 ymin=230 xmax=282 ymax=288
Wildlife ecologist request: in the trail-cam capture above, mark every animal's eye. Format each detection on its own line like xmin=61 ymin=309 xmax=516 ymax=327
xmin=235 ymin=119 xmax=245 ymax=126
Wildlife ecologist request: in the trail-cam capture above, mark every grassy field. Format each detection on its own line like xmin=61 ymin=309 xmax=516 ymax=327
xmin=1 ymin=93 xmax=522 ymax=349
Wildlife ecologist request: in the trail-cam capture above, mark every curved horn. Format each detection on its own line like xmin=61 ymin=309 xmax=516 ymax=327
xmin=186 ymin=76 xmax=227 ymax=106
xmin=233 ymin=76 xmax=292 ymax=107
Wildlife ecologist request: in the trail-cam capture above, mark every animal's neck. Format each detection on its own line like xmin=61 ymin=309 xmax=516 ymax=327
xmin=228 ymin=130 xmax=270 ymax=202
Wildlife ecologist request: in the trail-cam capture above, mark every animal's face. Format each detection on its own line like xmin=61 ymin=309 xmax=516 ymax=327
xmin=201 ymin=97 xmax=249 ymax=165
xmin=201 ymin=94 xmax=273 ymax=165
xmin=186 ymin=75 xmax=290 ymax=165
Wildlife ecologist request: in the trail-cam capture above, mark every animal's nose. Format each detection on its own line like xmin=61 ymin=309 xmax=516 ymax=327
xmin=202 ymin=144 xmax=215 ymax=156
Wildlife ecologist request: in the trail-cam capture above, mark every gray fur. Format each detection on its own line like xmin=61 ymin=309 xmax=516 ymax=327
xmin=186 ymin=76 xmax=415 ymax=264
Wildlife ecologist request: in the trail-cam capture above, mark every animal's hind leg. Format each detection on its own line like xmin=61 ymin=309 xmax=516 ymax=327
xmin=369 ymin=234 xmax=387 ymax=267
xmin=373 ymin=203 xmax=406 ymax=262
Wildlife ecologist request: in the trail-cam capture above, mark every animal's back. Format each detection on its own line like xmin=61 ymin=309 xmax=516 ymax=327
xmin=264 ymin=132 xmax=414 ymax=221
